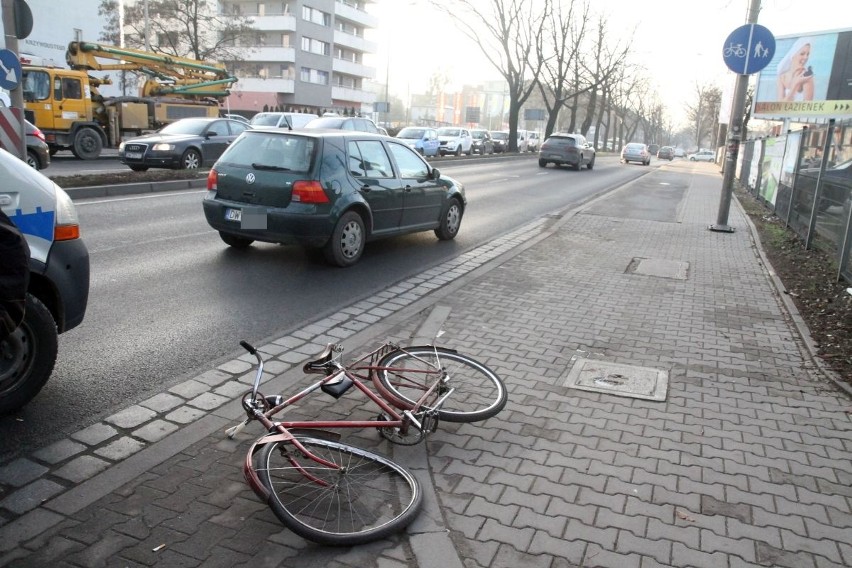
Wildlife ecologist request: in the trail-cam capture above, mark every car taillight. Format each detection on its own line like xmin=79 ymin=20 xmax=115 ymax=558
xmin=32 ymin=127 xmax=46 ymax=142
xmin=292 ymin=180 xmax=329 ymax=204
xmin=207 ymin=169 xmax=218 ymax=191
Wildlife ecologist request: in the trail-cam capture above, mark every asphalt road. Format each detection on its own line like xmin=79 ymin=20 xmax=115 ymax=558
xmin=0 ymin=154 xmax=662 ymax=460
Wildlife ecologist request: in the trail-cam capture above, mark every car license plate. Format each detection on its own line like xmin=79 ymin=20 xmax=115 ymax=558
xmin=125 ymin=152 xmax=143 ymax=159
xmin=225 ymin=208 xmax=241 ymax=222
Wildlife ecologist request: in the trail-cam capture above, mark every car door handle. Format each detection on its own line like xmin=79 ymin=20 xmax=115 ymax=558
xmin=360 ymin=185 xmax=371 ymax=192
xmin=404 ymin=185 xmax=412 ymax=192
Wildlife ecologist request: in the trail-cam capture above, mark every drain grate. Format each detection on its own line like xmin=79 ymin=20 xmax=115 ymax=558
xmin=563 ymin=358 xmax=669 ymax=401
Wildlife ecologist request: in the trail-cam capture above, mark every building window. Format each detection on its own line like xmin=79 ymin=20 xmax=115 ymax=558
xmin=300 ymin=67 xmax=329 ymax=85
xmin=303 ymin=6 xmax=331 ymax=26
xmin=301 ymin=36 xmax=329 ymax=56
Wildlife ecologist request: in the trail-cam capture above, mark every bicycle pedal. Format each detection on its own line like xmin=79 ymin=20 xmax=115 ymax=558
xmin=265 ymin=395 xmax=284 ymax=408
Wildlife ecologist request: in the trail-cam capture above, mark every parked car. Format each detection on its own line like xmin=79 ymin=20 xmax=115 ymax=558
xmin=0 ymin=148 xmax=89 ymax=413
xmin=203 ymin=129 xmax=466 ymax=267
xmin=470 ymin=129 xmax=494 ymax=155
xmin=25 ymin=120 xmax=50 ymax=170
xmin=304 ymin=115 xmax=381 ymax=133
xmin=648 ymin=144 xmax=660 ymax=156
xmin=1 ymin=95 xmax=50 ymax=170
xmin=396 ymin=127 xmax=440 ymax=157
xmin=437 ymin=127 xmax=473 ymax=156
xmin=223 ymin=113 xmax=251 ymax=125
xmin=118 ymin=117 xmax=250 ymax=171
xmin=250 ymin=112 xmax=318 ymax=129
xmin=490 ymin=131 xmax=509 ymax=153
xmin=688 ymin=150 xmax=715 ymax=162
xmin=674 ymin=148 xmax=686 ymax=158
xmin=527 ymin=132 xmax=541 ymax=153
xmin=516 ymin=130 xmax=530 ymax=153
xmin=657 ymin=146 xmax=675 ymax=161
xmin=621 ymin=143 xmax=651 ymax=165
xmin=538 ymin=133 xmax=596 ymax=170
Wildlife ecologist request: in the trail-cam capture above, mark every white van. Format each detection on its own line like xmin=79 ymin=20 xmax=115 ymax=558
xmin=0 ymin=148 xmax=90 ymax=413
xmin=516 ymin=130 xmax=530 ymax=153
xmin=250 ymin=112 xmax=319 ymax=129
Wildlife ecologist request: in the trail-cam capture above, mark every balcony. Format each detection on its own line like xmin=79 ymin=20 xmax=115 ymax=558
xmin=237 ymin=46 xmax=296 ymax=63
xmin=333 ymin=30 xmax=376 ymax=54
xmin=247 ymin=14 xmax=297 ymax=32
xmin=334 ymin=2 xmax=378 ymax=28
xmin=233 ymin=77 xmax=295 ymax=93
xmin=332 ymin=58 xmax=375 ymax=80
xmin=332 ymin=86 xmax=376 ymax=104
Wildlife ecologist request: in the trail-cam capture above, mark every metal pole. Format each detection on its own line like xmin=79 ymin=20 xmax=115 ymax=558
xmin=1 ymin=0 xmax=27 ymax=161
xmin=805 ymin=119 xmax=835 ymax=250
xmin=710 ymin=0 xmax=762 ymax=233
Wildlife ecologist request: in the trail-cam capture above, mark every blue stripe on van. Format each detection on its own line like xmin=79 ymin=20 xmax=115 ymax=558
xmin=11 ymin=207 xmax=54 ymax=241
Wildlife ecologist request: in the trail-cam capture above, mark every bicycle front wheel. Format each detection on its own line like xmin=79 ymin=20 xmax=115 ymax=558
xmin=373 ymin=347 xmax=507 ymax=423
xmin=257 ymin=437 xmax=422 ymax=546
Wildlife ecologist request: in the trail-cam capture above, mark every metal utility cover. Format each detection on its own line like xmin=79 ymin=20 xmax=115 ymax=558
xmin=564 ymin=358 xmax=669 ymax=401
xmin=628 ymin=258 xmax=689 ymax=280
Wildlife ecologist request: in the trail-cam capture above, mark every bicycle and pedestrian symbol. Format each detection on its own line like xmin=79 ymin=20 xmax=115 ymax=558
xmin=722 ymin=24 xmax=775 ymax=75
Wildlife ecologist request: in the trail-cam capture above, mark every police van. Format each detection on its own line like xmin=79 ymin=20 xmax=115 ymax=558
xmin=0 ymin=147 xmax=90 ymax=413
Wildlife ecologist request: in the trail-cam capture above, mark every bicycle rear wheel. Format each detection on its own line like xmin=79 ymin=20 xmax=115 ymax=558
xmin=373 ymin=347 xmax=507 ymax=423
xmin=257 ymin=437 xmax=422 ymax=546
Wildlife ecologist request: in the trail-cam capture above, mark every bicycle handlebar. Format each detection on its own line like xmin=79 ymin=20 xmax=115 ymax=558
xmin=240 ymin=340 xmax=257 ymax=355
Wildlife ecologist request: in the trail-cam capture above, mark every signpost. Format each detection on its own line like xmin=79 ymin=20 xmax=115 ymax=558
xmin=0 ymin=0 xmax=29 ymax=160
xmin=711 ymin=2 xmax=773 ymax=234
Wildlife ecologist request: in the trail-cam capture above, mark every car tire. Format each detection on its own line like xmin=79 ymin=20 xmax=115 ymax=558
xmin=0 ymin=294 xmax=58 ymax=414
xmin=129 ymin=165 xmax=149 ymax=172
xmin=219 ymin=232 xmax=254 ymax=248
xmin=454 ymin=146 xmax=461 ymax=157
xmin=434 ymin=198 xmax=462 ymax=241
xmin=25 ymin=150 xmax=40 ymax=170
xmin=180 ymin=149 xmax=202 ymax=169
xmin=538 ymin=159 xmax=547 ymax=168
xmin=71 ymin=127 xmax=103 ymax=160
xmin=572 ymin=157 xmax=582 ymax=171
xmin=324 ymin=211 xmax=365 ymax=267
xmin=587 ymin=156 xmax=595 ymax=170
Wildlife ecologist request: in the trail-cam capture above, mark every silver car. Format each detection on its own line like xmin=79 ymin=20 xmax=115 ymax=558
xmin=621 ymin=142 xmax=651 ymax=166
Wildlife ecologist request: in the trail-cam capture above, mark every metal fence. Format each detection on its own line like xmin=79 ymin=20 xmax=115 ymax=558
xmin=736 ymin=118 xmax=852 ymax=283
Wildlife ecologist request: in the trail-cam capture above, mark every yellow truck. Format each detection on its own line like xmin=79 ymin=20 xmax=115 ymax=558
xmin=21 ymin=41 xmax=237 ymax=159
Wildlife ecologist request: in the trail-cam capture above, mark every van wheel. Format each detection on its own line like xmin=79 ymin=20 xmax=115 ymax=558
xmin=0 ymin=294 xmax=58 ymax=414
xmin=71 ymin=128 xmax=103 ymax=160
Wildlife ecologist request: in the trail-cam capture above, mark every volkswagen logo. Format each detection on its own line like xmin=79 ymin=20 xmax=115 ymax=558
xmin=245 ymin=173 xmax=256 ymax=184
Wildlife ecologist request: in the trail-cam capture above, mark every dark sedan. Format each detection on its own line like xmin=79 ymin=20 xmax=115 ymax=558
xmin=203 ymin=129 xmax=466 ymax=267
xmin=118 ymin=117 xmax=250 ymax=171
xmin=25 ymin=119 xmax=50 ymax=170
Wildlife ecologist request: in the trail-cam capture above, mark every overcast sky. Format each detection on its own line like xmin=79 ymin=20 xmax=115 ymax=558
xmin=367 ymin=0 xmax=848 ymax=128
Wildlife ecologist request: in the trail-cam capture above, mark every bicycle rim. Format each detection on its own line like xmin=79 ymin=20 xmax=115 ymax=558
xmin=257 ymin=437 xmax=422 ymax=546
xmin=374 ymin=347 xmax=507 ymax=423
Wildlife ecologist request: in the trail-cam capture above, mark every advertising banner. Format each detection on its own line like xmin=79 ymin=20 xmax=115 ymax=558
xmin=748 ymin=139 xmax=762 ymax=191
xmin=760 ymin=136 xmax=786 ymax=205
xmin=753 ymin=28 xmax=852 ymax=119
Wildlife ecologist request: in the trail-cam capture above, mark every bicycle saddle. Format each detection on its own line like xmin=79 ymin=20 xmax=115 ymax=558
xmin=303 ymin=344 xmax=338 ymax=374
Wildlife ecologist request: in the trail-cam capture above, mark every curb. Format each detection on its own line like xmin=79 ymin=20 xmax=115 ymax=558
xmin=64 ymin=178 xmax=207 ymax=199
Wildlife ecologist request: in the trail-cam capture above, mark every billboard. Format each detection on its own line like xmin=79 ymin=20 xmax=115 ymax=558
xmin=753 ymin=28 xmax=852 ymax=120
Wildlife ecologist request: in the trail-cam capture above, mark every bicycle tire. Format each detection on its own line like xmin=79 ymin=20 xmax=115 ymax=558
xmin=373 ymin=347 xmax=507 ymax=423
xmin=256 ymin=436 xmax=422 ymax=546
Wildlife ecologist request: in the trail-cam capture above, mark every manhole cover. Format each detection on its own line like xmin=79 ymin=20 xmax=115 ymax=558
xmin=563 ymin=358 xmax=669 ymax=401
xmin=626 ymin=258 xmax=689 ymax=280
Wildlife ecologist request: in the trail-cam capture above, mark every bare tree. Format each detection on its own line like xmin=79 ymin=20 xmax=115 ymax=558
xmin=535 ymin=0 xmax=590 ymax=138
xmin=685 ymin=83 xmax=722 ymax=150
xmin=98 ymin=0 xmax=254 ymax=62
xmin=432 ymin=0 xmax=548 ymax=152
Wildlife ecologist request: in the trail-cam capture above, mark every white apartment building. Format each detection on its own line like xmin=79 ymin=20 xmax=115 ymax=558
xmin=221 ymin=0 xmax=378 ymax=114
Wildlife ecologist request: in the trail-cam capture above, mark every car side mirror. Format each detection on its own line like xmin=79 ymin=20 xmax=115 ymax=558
xmin=207 ymin=131 xmax=219 ymax=138
xmin=431 ymin=167 xmax=441 ymax=180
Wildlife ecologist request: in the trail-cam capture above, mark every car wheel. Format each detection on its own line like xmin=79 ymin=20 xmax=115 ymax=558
xmin=324 ymin=211 xmax=365 ymax=267
xmin=572 ymin=157 xmax=582 ymax=171
xmin=538 ymin=159 xmax=547 ymax=168
xmin=129 ymin=165 xmax=149 ymax=172
xmin=180 ymin=149 xmax=202 ymax=169
xmin=25 ymin=150 xmax=40 ymax=170
xmin=690 ymin=157 xmax=696 ymax=161
xmin=454 ymin=146 xmax=461 ymax=157
xmin=71 ymin=127 xmax=103 ymax=160
xmin=219 ymin=232 xmax=254 ymax=248
xmin=434 ymin=198 xmax=462 ymax=241
xmin=587 ymin=156 xmax=595 ymax=170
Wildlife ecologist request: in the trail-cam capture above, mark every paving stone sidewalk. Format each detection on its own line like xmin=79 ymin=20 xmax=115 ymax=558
xmin=1 ymin=162 xmax=850 ymax=567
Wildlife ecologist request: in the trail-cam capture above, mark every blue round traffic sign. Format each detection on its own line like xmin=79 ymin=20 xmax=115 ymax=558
xmin=0 ymin=49 xmax=23 ymax=90
xmin=723 ymin=24 xmax=775 ymax=75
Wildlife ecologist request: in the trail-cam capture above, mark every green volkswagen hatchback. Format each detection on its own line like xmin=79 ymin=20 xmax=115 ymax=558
xmin=203 ymin=129 xmax=466 ymax=267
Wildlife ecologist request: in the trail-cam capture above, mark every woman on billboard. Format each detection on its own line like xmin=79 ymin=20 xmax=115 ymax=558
xmin=776 ymin=38 xmax=815 ymax=101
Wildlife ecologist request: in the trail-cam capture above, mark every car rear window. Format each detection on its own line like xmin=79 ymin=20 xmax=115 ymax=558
xmin=219 ymin=132 xmax=316 ymax=173
xmin=625 ymin=143 xmax=645 ymax=150
xmin=547 ymin=136 xmax=577 ymax=147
